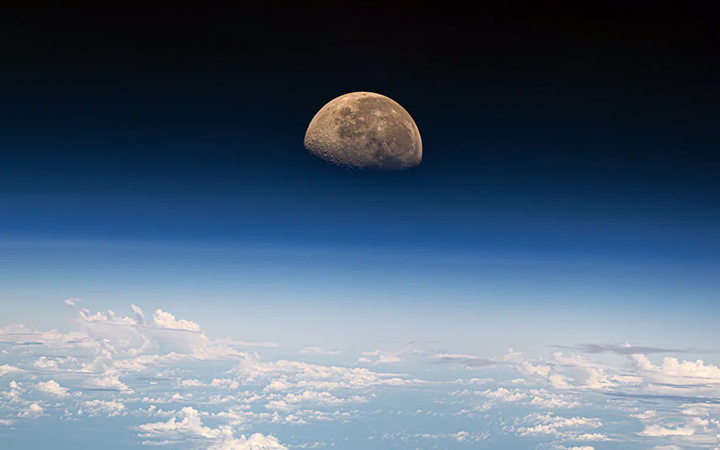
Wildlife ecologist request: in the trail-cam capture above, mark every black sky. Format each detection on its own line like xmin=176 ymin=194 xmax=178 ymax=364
xmin=0 ymin=3 xmax=718 ymax=257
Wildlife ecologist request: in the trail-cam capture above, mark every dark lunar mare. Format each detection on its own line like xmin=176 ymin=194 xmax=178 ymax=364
xmin=304 ymin=92 xmax=422 ymax=170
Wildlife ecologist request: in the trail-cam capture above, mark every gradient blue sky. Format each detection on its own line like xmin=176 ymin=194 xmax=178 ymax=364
xmin=1 ymin=4 xmax=719 ymax=450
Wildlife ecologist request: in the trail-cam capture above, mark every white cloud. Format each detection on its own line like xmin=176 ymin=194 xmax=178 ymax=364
xmin=638 ymin=417 xmax=711 ymax=437
xmin=630 ymin=409 xmax=657 ymax=421
xmin=82 ymin=399 xmax=126 ymax=417
xmin=232 ymin=356 xmax=423 ymax=391
xmin=136 ymin=407 xmax=287 ymax=449
xmin=266 ymin=390 xmax=366 ymax=411
xmin=517 ymin=360 xmax=551 ymax=378
xmin=32 ymin=357 xmax=59 ymax=370
xmin=35 ymin=380 xmax=70 ymax=397
xmin=18 ymin=402 xmax=44 ymax=419
xmin=84 ymin=373 xmax=132 ymax=392
xmin=516 ymin=413 xmax=603 ymax=439
xmin=137 ymin=407 xmax=224 ymax=440
xmin=0 ymin=364 xmax=22 ymax=377
xmin=358 ymin=350 xmax=402 ymax=365
xmin=0 ymin=323 xmax=87 ymax=349
xmin=631 ymin=354 xmax=720 ymax=385
xmin=151 ymin=310 xmax=202 ymax=332
xmin=211 ymin=378 xmax=241 ymax=390
xmin=639 ymin=423 xmax=696 ymax=436
xmin=7 ymin=297 xmax=720 ymax=450
xmin=549 ymin=374 xmax=574 ymax=389
xmin=402 ymin=430 xmax=490 ymax=443
xmin=211 ymin=433 xmax=288 ymax=450
xmin=452 ymin=378 xmax=492 ymax=385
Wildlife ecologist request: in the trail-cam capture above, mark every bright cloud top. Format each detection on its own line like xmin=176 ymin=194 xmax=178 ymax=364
xmin=0 ymin=298 xmax=719 ymax=450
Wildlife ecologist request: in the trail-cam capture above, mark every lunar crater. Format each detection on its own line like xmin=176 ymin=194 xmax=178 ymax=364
xmin=304 ymin=91 xmax=422 ymax=170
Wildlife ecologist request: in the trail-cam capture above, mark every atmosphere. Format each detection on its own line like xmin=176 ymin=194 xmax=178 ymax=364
xmin=1 ymin=4 xmax=719 ymax=450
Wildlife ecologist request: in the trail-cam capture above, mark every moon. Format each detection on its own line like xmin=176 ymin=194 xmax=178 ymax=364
xmin=304 ymin=92 xmax=422 ymax=170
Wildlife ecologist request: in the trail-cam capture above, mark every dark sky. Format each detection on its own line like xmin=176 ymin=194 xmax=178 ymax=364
xmin=1 ymin=4 xmax=718 ymax=260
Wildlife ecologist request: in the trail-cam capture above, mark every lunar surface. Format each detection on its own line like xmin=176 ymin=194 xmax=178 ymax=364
xmin=304 ymin=92 xmax=422 ymax=170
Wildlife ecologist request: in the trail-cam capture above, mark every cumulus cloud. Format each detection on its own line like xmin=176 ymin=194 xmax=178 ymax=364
xmin=452 ymin=386 xmax=581 ymax=412
xmin=631 ymin=354 xmax=720 ymax=385
xmin=357 ymin=350 xmax=403 ymax=365
xmin=83 ymin=373 xmax=133 ymax=392
xmin=638 ymin=416 xmax=713 ymax=437
xmin=66 ymin=299 xmax=212 ymax=355
xmin=0 ymin=323 xmax=87 ymax=349
xmin=515 ymin=413 xmax=604 ymax=440
xmin=0 ymin=364 xmax=22 ymax=377
xmin=266 ymin=390 xmax=366 ymax=411
xmin=82 ymin=399 xmax=126 ymax=417
xmin=35 ymin=380 xmax=70 ymax=397
xmin=18 ymin=403 xmax=44 ymax=419
xmin=136 ymin=407 xmax=287 ymax=449
xmin=151 ymin=310 xmax=202 ymax=332
xmin=4 ymin=297 xmax=720 ymax=450
xmin=211 ymin=433 xmax=288 ymax=450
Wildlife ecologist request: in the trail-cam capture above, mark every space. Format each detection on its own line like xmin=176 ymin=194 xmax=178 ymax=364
xmin=1 ymin=3 xmax=719 ymax=450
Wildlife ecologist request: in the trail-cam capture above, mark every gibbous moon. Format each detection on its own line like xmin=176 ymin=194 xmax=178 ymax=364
xmin=304 ymin=92 xmax=422 ymax=170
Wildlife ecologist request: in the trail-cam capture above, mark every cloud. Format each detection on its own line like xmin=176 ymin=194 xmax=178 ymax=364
xmin=382 ymin=430 xmax=490 ymax=444
xmin=631 ymin=354 xmax=720 ymax=385
xmin=630 ymin=409 xmax=657 ymax=420
xmin=637 ymin=416 xmax=715 ymax=439
xmin=35 ymin=380 xmax=70 ymax=397
xmin=66 ymin=300 xmax=211 ymax=355
xmin=211 ymin=433 xmax=288 ymax=450
xmin=82 ymin=399 xmax=126 ymax=417
xmin=508 ymin=352 xmax=643 ymax=391
xmin=639 ymin=423 xmax=696 ymax=436
xmin=299 ymin=347 xmax=341 ymax=356
xmin=214 ymin=337 xmax=279 ymax=349
xmin=232 ymin=356 xmax=423 ymax=391
xmin=5 ymin=296 xmax=720 ymax=450
xmin=357 ymin=350 xmax=403 ymax=365
xmin=266 ymin=390 xmax=366 ymax=411
xmin=555 ymin=343 xmax=702 ymax=355
xmin=83 ymin=373 xmax=133 ymax=392
xmin=0 ymin=364 xmax=22 ymax=377
xmin=453 ymin=386 xmax=581 ymax=412
xmin=151 ymin=310 xmax=202 ymax=332
xmin=452 ymin=377 xmax=493 ymax=385
xmin=515 ymin=413 xmax=604 ymax=439
xmin=429 ymin=352 xmax=496 ymax=367
xmin=516 ymin=360 xmax=551 ymax=378
xmin=136 ymin=407 xmax=287 ymax=449
xmin=0 ymin=321 xmax=92 ymax=354
xmin=18 ymin=403 xmax=44 ymax=419
xmin=136 ymin=407 xmax=224 ymax=440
